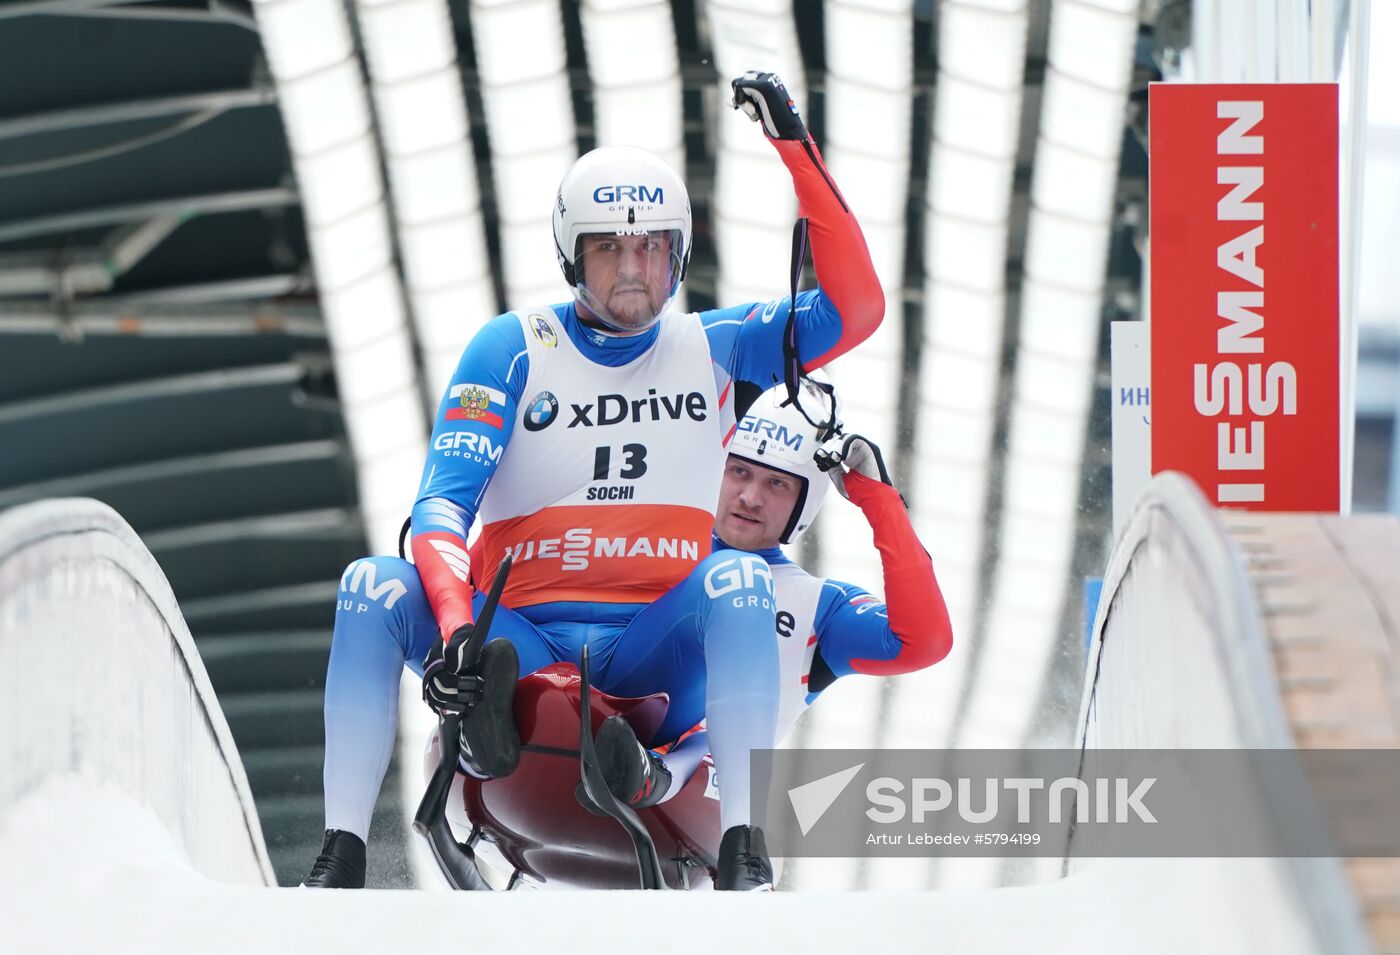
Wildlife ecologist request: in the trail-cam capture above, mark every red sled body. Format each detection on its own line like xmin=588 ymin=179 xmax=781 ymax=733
xmin=426 ymin=662 xmax=722 ymax=890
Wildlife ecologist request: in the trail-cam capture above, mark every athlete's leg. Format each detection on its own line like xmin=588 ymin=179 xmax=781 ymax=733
xmin=654 ymin=730 xmax=710 ymax=805
xmin=322 ymin=557 xmax=560 ymax=841
xmin=600 ymin=550 xmax=779 ymax=832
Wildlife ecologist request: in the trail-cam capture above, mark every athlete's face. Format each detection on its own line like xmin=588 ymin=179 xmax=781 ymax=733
xmin=715 ymin=455 xmax=803 ymax=551
xmin=575 ymin=232 xmax=675 ymax=333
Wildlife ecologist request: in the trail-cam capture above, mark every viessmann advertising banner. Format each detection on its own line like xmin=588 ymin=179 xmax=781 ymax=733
xmin=1149 ymin=83 xmax=1339 ymax=511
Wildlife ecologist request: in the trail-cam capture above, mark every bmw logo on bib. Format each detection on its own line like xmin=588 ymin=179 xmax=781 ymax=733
xmin=523 ymin=391 xmax=559 ymax=431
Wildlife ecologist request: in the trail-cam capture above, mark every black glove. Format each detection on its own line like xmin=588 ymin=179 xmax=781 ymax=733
xmin=422 ymin=624 xmax=482 ymax=717
xmin=815 ymin=433 xmax=895 ymax=500
xmin=731 ymin=71 xmax=810 ymax=142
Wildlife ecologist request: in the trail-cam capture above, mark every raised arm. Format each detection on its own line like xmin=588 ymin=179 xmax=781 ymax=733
xmin=732 ymin=71 xmax=884 ymax=367
xmin=705 ymin=72 xmax=884 ymax=387
xmin=811 ymin=435 xmax=953 ymax=680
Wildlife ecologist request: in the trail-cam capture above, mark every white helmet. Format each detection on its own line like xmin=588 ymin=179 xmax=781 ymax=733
xmin=728 ymin=376 xmax=843 ymax=544
xmin=552 ymin=146 xmax=692 ymax=332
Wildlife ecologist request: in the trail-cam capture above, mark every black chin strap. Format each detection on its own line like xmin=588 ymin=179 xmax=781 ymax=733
xmin=779 ymin=217 xmax=841 ymax=443
xmin=781 ymin=218 xmax=810 ymax=408
xmin=732 ymin=217 xmax=840 ymax=443
xmin=735 ymin=218 xmax=812 ymax=425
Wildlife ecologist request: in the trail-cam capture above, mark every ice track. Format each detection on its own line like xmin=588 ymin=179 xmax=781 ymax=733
xmin=0 ymin=485 xmax=1390 ymax=954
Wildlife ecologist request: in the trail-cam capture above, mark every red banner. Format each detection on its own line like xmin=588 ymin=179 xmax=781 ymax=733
xmin=1150 ymin=83 xmax=1339 ymax=511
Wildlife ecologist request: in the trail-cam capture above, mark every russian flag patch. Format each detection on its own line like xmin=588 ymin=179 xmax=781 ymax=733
xmin=446 ymin=383 xmax=507 ymax=429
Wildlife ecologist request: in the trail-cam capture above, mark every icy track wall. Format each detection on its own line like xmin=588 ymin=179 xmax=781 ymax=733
xmin=0 ymin=498 xmax=273 ymax=886
xmin=1077 ymin=472 xmax=1370 ymax=954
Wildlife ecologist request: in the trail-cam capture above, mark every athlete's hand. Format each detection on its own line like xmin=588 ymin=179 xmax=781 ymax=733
xmin=731 ymin=71 xmax=810 ymax=142
xmin=422 ymin=624 xmax=481 ymax=717
xmin=816 ymin=433 xmax=895 ymax=499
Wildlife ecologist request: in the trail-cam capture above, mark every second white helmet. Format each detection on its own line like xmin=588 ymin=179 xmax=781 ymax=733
xmin=728 ymin=376 xmax=843 ymax=544
xmin=552 ymin=146 xmax=692 ymax=332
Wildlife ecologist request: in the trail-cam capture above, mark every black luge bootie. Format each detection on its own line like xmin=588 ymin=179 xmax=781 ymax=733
xmin=458 ymin=639 xmax=521 ymax=779
xmin=715 ymin=824 xmax=773 ymax=891
xmin=303 ymin=829 xmax=366 ymax=889
xmin=576 ymin=715 xmax=673 ymax=814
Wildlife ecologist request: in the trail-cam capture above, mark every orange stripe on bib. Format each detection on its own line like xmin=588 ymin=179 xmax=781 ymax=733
xmin=478 ymin=504 xmax=715 ymax=607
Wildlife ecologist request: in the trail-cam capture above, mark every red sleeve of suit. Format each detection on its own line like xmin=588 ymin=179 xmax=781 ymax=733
xmin=411 ymin=532 xmax=476 ymax=642
xmin=770 ymin=137 xmax=884 ymax=368
xmin=843 ymin=470 xmax=954 ymax=675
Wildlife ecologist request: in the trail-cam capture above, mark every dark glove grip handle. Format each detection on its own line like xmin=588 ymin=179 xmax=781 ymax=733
xmin=413 ymin=553 xmax=514 ymax=836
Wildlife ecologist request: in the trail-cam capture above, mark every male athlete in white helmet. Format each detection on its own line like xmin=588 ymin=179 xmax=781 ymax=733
xmin=580 ymin=381 xmax=953 ymax=818
xmin=307 ymin=72 xmax=884 ymax=890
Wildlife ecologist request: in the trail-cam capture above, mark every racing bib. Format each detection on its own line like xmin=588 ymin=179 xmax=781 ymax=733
xmin=476 ymin=307 xmax=729 ymax=607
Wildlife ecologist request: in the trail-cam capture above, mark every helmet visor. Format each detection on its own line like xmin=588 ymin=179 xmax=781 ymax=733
xmin=572 ymin=230 xmax=684 ymax=332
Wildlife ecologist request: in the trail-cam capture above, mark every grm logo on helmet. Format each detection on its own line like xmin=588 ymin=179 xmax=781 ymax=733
xmin=737 ymin=416 xmax=803 ymax=450
xmin=593 ymin=185 xmax=664 ymax=204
